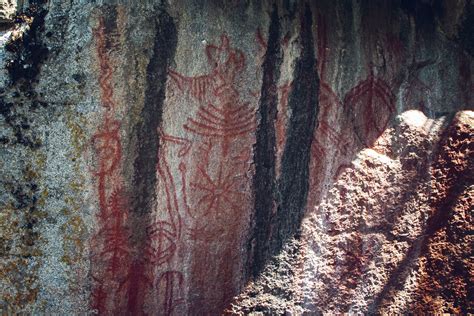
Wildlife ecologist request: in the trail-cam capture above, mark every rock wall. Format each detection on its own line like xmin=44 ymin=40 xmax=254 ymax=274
xmin=0 ymin=0 xmax=472 ymax=314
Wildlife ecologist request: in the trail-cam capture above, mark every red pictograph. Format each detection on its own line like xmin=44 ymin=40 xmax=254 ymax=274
xmin=159 ymin=128 xmax=192 ymax=157
xmin=170 ymin=33 xmax=255 ymax=159
xmin=344 ymin=69 xmax=395 ymax=147
xmin=144 ymin=134 xmax=185 ymax=266
xmin=90 ymin=120 xmax=122 ymax=211
xmin=91 ymin=282 xmax=107 ymax=314
xmin=184 ymin=102 xmax=255 ymax=138
xmin=190 ymin=165 xmax=245 ymax=220
xmin=157 ymin=271 xmax=185 ymax=316
xmin=312 ymin=16 xmax=346 ymax=157
xmin=93 ymin=188 xmax=130 ymax=272
xmin=197 ymin=139 xmax=213 ymax=166
xmin=170 ymin=34 xmax=254 ymax=224
xmin=168 ymin=70 xmax=215 ymax=104
xmin=179 ymin=162 xmax=193 ymax=218
xmin=165 ymin=33 xmax=256 ymax=311
xmin=156 ymin=148 xmax=182 ymax=238
xmin=169 ymin=34 xmax=245 ymax=105
xmin=145 ymin=220 xmax=177 ymax=266
xmin=231 ymin=147 xmax=252 ymax=170
xmin=113 ymin=261 xmax=152 ymax=316
xmin=312 ymin=81 xmax=345 ymax=157
xmin=308 ymin=14 xmax=396 ymax=209
xmin=307 ymin=80 xmax=347 ymax=209
xmin=90 ymin=16 xmax=132 ymax=314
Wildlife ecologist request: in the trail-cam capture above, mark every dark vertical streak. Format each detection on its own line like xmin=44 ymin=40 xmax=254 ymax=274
xmin=250 ymin=3 xmax=320 ymax=278
xmin=275 ymin=4 xmax=319 ymax=248
xmin=250 ymin=5 xmax=282 ymax=277
xmin=127 ymin=10 xmax=177 ymax=314
xmin=131 ymin=11 xmax=177 ymax=216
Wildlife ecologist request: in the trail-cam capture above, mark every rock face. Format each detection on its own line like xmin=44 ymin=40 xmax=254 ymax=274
xmin=229 ymin=110 xmax=473 ymax=314
xmin=0 ymin=0 xmax=472 ymax=315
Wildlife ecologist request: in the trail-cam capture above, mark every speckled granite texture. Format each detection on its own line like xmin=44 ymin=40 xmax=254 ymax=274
xmin=0 ymin=0 xmax=472 ymax=314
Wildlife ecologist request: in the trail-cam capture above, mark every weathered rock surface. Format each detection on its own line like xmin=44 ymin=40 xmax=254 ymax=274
xmin=0 ymin=0 xmax=472 ymax=315
xmin=229 ymin=110 xmax=473 ymax=314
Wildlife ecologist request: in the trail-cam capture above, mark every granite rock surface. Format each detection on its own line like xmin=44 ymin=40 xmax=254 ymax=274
xmin=0 ymin=0 xmax=472 ymax=314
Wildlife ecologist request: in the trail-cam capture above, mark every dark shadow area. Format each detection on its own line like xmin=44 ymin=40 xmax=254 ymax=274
xmin=249 ymin=3 xmax=319 ymax=278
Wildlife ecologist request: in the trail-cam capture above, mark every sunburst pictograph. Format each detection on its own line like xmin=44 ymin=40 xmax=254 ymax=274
xmin=190 ymin=164 xmax=244 ymax=220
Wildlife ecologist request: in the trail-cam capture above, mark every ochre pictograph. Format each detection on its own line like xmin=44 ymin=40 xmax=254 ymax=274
xmin=308 ymin=17 xmax=397 ymax=209
xmin=90 ymin=16 xmax=131 ymax=314
xmin=165 ymin=33 xmax=256 ymax=313
xmin=184 ymin=102 xmax=255 ymax=138
xmin=190 ymin=165 xmax=245 ymax=220
xmin=312 ymin=81 xmax=345 ymax=156
xmin=169 ymin=34 xmax=245 ymax=105
xmin=313 ymin=15 xmax=345 ymax=155
xmin=167 ymin=33 xmax=255 ymax=232
xmin=344 ymin=69 xmax=395 ymax=147
xmin=157 ymin=271 xmax=185 ymax=316
xmin=145 ymin=134 xmax=183 ymax=266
